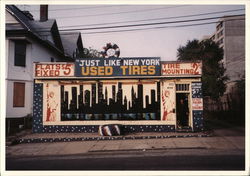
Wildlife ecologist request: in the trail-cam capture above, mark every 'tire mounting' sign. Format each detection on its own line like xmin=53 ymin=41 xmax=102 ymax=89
xmin=162 ymin=62 xmax=202 ymax=76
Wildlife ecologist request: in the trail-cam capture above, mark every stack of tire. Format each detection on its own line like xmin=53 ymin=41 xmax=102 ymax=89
xmin=98 ymin=124 xmax=122 ymax=136
xmin=100 ymin=43 xmax=120 ymax=58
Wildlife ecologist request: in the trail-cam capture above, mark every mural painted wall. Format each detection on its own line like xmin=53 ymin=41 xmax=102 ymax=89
xmin=32 ymin=61 xmax=204 ymax=133
xmin=43 ymin=82 xmax=60 ymax=123
xmin=42 ymin=80 xmax=161 ymax=123
xmin=161 ymin=81 xmax=176 ymax=123
xmin=61 ymin=81 xmax=160 ymax=121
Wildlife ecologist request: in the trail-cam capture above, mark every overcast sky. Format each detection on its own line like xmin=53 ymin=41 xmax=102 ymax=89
xmin=17 ymin=4 xmax=245 ymax=61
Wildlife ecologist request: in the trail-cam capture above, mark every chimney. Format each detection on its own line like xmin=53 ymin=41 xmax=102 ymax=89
xmin=40 ymin=5 xmax=48 ymax=22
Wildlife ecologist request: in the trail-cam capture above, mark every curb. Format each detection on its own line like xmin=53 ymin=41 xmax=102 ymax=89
xmin=6 ymin=147 xmax=211 ymax=159
xmin=15 ymin=133 xmax=213 ymax=144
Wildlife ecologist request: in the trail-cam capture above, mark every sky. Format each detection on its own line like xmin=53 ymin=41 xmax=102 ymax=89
xmin=17 ymin=4 xmax=245 ymax=61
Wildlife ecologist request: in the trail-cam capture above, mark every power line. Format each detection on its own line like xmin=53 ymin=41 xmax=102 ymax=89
xmin=57 ymin=8 xmax=244 ymax=28
xmin=40 ymin=21 xmax=218 ymax=36
xmin=27 ymin=5 xmax=123 ymax=12
xmin=84 ymin=18 xmax=244 ymax=35
xmin=82 ymin=21 xmax=220 ymax=35
xmin=83 ymin=18 xmax=245 ymax=35
xmin=38 ymin=18 xmax=244 ymax=36
xmin=36 ymin=14 xmax=245 ymax=32
xmin=50 ymin=5 xmax=189 ymax=19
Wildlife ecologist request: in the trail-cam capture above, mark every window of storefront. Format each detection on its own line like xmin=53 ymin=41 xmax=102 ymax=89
xmin=13 ymin=82 xmax=25 ymax=107
xmin=176 ymin=84 xmax=189 ymax=91
xmin=58 ymin=81 xmax=161 ymax=121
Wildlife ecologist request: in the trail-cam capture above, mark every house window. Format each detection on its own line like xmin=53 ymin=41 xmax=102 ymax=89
xmin=13 ymin=82 xmax=25 ymax=107
xmin=51 ymin=57 xmax=55 ymax=62
xmin=14 ymin=41 xmax=26 ymax=67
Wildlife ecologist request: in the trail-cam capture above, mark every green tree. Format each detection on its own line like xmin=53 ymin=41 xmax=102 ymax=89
xmin=177 ymin=39 xmax=228 ymax=100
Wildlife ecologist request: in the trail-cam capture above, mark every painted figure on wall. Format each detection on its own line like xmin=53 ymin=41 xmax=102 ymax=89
xmin=46 ymin=84 xmax=58 ymax=122
xmin=161 ymin=82 xmax=175 ymax=122
xmin=162 ymin=90 xmax=174 ymax=121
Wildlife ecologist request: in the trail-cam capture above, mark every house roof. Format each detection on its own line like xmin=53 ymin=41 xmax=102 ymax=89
xmin=6 ymin=5 xmax=34 ymax=31
xmin=29 ymin=19 xmax=56 ymax=41
xmin=60 ymin=32 xmax=83 ymax=57
xmin=6 ymin=5 xmax=74 ymax=61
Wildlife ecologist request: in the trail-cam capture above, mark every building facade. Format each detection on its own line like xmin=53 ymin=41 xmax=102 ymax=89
xmin=210 ymin=15 xmax=245 ymax=93
xmin=33 ymin=59 xmax=204 ymax=133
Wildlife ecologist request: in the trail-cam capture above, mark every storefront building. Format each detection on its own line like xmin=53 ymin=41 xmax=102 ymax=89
xmin=33 ymin=58 xmax=203 ymax=133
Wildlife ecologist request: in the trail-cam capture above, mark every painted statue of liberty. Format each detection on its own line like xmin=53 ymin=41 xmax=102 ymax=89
xmin=46 ymin=83 xmax=58 ymax=122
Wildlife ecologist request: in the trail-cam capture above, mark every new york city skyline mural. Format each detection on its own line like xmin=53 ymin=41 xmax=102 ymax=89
xmin=61 ymin=82 xmax=160 ymax=121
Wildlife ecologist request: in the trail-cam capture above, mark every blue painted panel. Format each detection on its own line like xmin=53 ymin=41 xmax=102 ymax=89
xmin=33 ymin=83 xmax=43 ymax=133
xmin=191 ymin=82 xmax=203 ymax=98
xmin=191 ymin=82 xmax=204 ymax=131
xmin=193 ymin=110 xmax=204 ymax=131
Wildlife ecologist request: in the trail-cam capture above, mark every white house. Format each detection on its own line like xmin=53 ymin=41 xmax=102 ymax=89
xmin=5 ymin=5 xmax=83 ymax=133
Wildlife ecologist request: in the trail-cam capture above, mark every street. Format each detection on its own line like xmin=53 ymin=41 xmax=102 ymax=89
xmin=6 ymin=149 xmax=244 ymax=170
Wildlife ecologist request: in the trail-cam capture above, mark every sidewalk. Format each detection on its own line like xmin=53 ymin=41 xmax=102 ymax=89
xmin=6 ymin=129 xmax=212 ymax=145
xmin=6 ymin=127 xmax=244 ymax=158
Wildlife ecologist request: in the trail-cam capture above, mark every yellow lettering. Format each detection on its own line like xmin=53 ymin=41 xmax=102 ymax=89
xmin=90 ymin=66 xmax=97 ymax=75
xmin=105 ymin=66 xmax=113 ymax=75
xmin=141 ymin=66 xmax=147 ymax=75
xmin=148 ymin=66 xmax=155 ymax=75
xmin=132 ymin=66 xmax=140 ymax=74
xmin=98 ymin=66 xmax=105 ymax=75
xmin=120 ymin=66 xmax=128 ymax=75
xmin=81 ymin=67 xmax=89 ymax=76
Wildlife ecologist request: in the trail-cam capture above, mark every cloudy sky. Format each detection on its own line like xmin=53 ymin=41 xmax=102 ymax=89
xmin=17 ymin=4 xmax=245 ymax=61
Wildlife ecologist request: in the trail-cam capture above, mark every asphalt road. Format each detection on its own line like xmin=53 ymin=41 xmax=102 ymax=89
xmin=6 ymin=149 xmax=245 ymax=170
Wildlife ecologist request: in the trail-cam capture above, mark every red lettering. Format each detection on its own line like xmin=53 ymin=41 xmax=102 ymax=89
xmin=43 ymin=70 xmax=49 ymax=76
xmin=192 ymin=63 xmax=199 ymax=74
xmin=63 ymin=64 xmax=72 ymax=75
xmin=56 ymin=64 xmax=61 ymax=70
xmin=36 ymin=64 xmax=41 ymax=70
xmin=35 ymin=70 xmax=41 ymax=76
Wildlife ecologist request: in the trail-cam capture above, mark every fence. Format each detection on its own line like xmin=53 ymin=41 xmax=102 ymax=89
xmin=203 ymin=90 xmax=245 ymax=124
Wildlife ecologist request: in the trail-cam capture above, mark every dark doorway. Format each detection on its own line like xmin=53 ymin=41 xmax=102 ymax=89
xmin=176 ymin=93 xmax=190 ymax=128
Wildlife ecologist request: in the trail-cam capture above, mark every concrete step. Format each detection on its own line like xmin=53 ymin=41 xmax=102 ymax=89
xmin=176 ymin=126 xmax=193 ymax=133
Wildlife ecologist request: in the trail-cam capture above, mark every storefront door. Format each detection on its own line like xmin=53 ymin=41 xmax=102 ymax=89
xmin=176 ymin=93 xmax=190 ymax=128
xmin=175 ymin=83 xmax=191 ymax=129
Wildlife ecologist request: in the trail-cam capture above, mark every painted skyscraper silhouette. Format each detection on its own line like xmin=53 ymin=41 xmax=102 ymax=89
xmin=61 ymin=82 xmax=160 ymax=120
